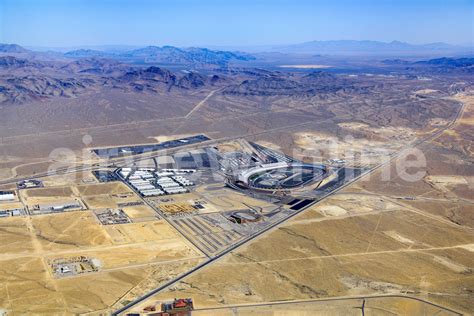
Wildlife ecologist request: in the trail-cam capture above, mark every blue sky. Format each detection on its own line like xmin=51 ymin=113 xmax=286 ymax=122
xmin=1 ymin=0 xmax=473 ymax=48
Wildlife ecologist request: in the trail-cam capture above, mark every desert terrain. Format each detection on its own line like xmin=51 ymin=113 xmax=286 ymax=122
xmin=0 ymin=43 xmax=472 ymax=315
xmin=121 ymin=91 xmax=474 ymax=315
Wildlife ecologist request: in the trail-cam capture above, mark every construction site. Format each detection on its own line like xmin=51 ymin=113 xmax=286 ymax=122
xmin=50 ymin=256 xmax=101 ymax=278
xmin=95 ymin=208 xmax=132 ymax=225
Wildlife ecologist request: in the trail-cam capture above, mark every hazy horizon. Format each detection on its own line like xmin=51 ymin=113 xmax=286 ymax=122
xmin=1 ymin=0 xmax=473 ymax=48
xmin=15 ymin=39 xmax=472 ymax=53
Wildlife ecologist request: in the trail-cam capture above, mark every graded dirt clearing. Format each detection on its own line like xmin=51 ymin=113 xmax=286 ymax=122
xmin=20 ymin=186 xmax=74 ymax=199
xmin=151 ymin=192 xmax=220 ymax=215
xmin=0 ymin=217 xmax=35 ymax=254
xmin=121 ymin=204 xmax=158 ymax=221
xmin=293 ymin=131 xmax=404 ymax=167
xmin=295 ymin=193 xmax=403 ymax=220
xmin=75 ymin=182 xmax=132 ymax=196
xmin=196 ymin=186 xmax=275 ymax=212
xmin=103 ymin=220 xmax=185 ymax=244
xmin=215 ymin=140 xmax=245 ymax=153
xmin=77 ymin=182 xmax=140 ymax=209
xmin=338 ymin=122 xmax=417 ymax=143
xmin=40 ymin=171 xmax=98 ymax=187
xmin=151 ymin=133 xmax=200 ymax=143
xmin=45 ymin=239 xmax=201 ymax=270
xmin=31 ymin=211 xmax=113 ymax=251
xmin=83 ymin=195 xmax=120 ymax=209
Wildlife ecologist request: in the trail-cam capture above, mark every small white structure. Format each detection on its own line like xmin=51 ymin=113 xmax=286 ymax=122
xmin=0 ymin=192 xmax=15 ymax=201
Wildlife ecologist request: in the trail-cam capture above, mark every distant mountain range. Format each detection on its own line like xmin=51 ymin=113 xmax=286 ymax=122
xmin=0 ymin=43 xmax=256 ymax=67
xmin=63 ymin=45 xmax=256 ymax=66
xmin=269 ymin=40 xmax=472 ymax=56
xmin=2 ymin=40 xmax=472 ymax=66
xmin=1 ymin=50 xmax=473 ymax=105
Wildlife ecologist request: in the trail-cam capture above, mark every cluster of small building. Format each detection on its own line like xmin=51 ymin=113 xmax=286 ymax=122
xmin=95 ymin=209 xmax=131 ymax=225
xmin=119 ymin=168 xmax=196 ymax=197
xmin=0 ymin=208 xmax=22 ymax=217
xmin=92 ymin=170 xmax=120 ymax=183
xmin=50 ymin=256 xmax=101 ymax=278
xmin=0 ymin=191 xmax=19 ymax=218
xmin=138 ymin=298 xmax=194 ymax=316
xmin=17 ymin=179 xmax=43 ymax=190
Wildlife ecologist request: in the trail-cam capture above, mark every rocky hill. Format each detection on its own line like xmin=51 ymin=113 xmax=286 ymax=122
xmin=0 ymin=75 xmax=94 ymax=104
xmin=0 ymin=56 xmax=234 ymax=104
xmin=0 ymin=43 xmax=30 ymax=53
xmin=60 ymin=58 xmax=132 ymax=74
xmin=383 ymin=57 xmax=474 ymax=74
xmin=0 ymin=56 xmax=46 ymax=68
xmin=415 ymin=57 xmax=474 ymax=67
xmin=223 ymin=70 xmax=350 ymax=96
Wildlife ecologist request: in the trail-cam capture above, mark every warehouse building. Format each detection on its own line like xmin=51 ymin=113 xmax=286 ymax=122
xmin=119 ymin=168 xmax=195 ymax=197
xmin=0 ymin=191 xmax=16 ymax=201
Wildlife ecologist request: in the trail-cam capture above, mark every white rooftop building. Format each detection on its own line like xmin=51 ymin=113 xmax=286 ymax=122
xmin=0 ymin=192 xmax=15 ymax=201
